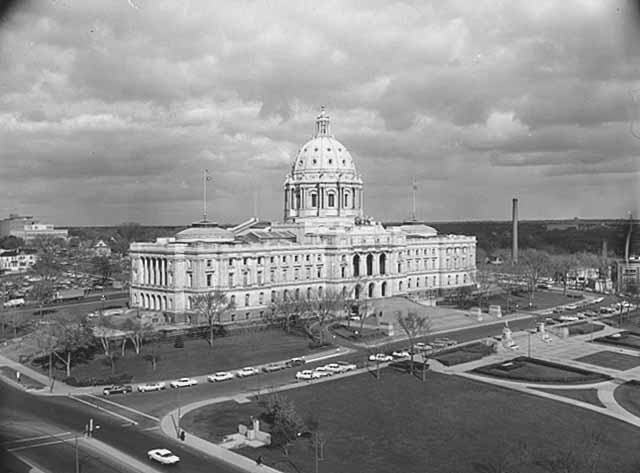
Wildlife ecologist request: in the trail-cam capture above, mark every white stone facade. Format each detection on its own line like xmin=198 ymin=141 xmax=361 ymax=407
xmin=129 ymin=110 xmax=477 ymax=322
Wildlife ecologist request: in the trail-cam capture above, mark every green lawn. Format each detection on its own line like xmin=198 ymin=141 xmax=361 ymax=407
xmin=568 ymin=322 xmax=605 ymax=335
xmin=594 ymin=332 xmax=640 ymax=351
xmin=482 ymin=289 xmax=578 ymax=311
xmin=575 ymin=351 xmax=640 ymax=371
xmin=533 ymin=387 xmax=605 ymax=407
xmin=43 ymin=329 xmax=316 ymax=383
xmin=181 ymin=370 xmax=640 ymax=473
xmin=431 ymin=342 xmax=495 ymax=366
xmin=614 ymin=382 xmax=640 ymax=419
xmin=0 ymin=366 xmax=46 ymax=390
xmin=473 ymin=357 xmax=610 ymax=384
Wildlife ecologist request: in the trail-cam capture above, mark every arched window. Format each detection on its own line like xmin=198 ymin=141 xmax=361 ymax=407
xmin=318 ymin=286 xmax=323 ymax=297
xmin=366 ymin=254 xmax=373 ymax=276
xmin=307 ymin=287 xmax=312 ymax=299
xmin=342 ymin=286 xmax=347 ymax=297
xmin=379 ymin=254 xmax=386 ymax=275
xmin=295 ymin=288 xmax=300 ymax=299
xmin=341 ymin=266 xmax=346 ymax=278
xmin=310 ymin=192 xmax=318 ymax=208
xmin=381 ymin=281 xmax=387 ymax=297
xmin=244 ymin=293 xmax=250 ymax=306
xmin=294 ymin=190 xmax=300 ymax=209
xmin=230 ymin=295 xmax=236 ymax=305
xmin=271 ymin=290 xmax=276 ymax=303
xmin=408 ymin=278 xmax=412 ymax=289
xmin=259 ymin=292 xmax=264 ymax=304
xmin=327 ymin=192 xmax=335 ymax=207
xmin=399 ymin=281 xmax=403 ymax=292
xmin=344 ymin=191 xmax=350 ymax=208
xmin=368 ymin=282 xmax=375 ymax=298
xmin=352 ymin=254 xmax=360 ymax=277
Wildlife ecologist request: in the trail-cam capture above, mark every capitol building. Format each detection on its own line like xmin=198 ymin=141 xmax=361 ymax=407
xmin=129 ymin=109 xmax=477 ymax=323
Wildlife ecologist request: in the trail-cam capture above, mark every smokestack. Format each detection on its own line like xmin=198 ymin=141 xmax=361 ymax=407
xmin=602 ymin=240 xmax=607 ymax=259
xmin=512 ymin=198 xmax=519 ymax=264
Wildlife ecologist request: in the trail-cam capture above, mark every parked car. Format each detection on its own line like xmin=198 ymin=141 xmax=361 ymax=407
xmin=322 ymin=363 xmax=343 ymax=374
xmin=335 ymin=360 xmax=357 ymax=372
xmin=137 ymin=382 xmax=166 ymax=392
xmin=236 ymin=367 xmax=259 ymax=378
xmin=147 ymin=449 xmax=180 ymax=465
xmin=583 ymin=310 xmax=598 ymax=318
xmin=296 ymin=370 xmax=320 ymax=380
xmin=103 ymin=385 xmax=133 ymax=396
xmin=368 ymin=353 xmax=393 ymax=362
xmin=392 ymin=350 xmax=411 ymax=358
xmin=600 ymin=307 xmax=616 ymax=314
xmin=285 ymin=357 xmax=306 ymax=368
xmin=413 ymin=342 xmax=432 ymax=352
xmin=207 ymin=372 xmax=234 ymax=382
xmin=552 ymin=306 xmax=565 ymax=314
xmin=558 ymin=315 xmax=580 ymax=322
xmin=169 ymin=377 xmax=198 ymax=388
xmin=262 ymin=362 xmax=287 ymax=373
xmin=312 ymin=367 xmax=333 ymax=377
xmin=433 ymin=338 xmax=457 ymax=348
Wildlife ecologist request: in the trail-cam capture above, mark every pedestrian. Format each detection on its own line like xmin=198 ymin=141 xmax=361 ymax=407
xmin=180 ymin=430 xmax=186 ymax=441
xmin=256 ymin=455 xmax=263 ymax=466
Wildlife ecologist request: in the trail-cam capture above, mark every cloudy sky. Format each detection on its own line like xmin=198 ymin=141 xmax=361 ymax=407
xmin=1 ymin=0 xmax=639 ymax=226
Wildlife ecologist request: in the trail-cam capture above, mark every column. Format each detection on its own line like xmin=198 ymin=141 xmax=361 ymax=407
xmin=140 ymin=258 xmax=145 ymax=285
xmin=153 ymin=258 xmax=158 ymax=286
xmin=359 ymin=254 xmax=366 ymax=277
xmin=161 ymin=259 xmax=166 ymax=286
xmin=145 ymin=258 xmax=150 ymax=284
xmin=373 ymin=253 xmax=380 ymax=275
xmin=337 ymin=183 xmax=342 ymax=216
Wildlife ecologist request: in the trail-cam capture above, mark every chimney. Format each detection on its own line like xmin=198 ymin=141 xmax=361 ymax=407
xmin=602 ymin=240 xmax=607 ymax=259
xmin=512 ymin=198 xmax=519 ymax=264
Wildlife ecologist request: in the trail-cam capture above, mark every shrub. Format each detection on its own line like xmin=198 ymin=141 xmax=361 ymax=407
xmin=63 ymin=372 xmax=133 ymax=387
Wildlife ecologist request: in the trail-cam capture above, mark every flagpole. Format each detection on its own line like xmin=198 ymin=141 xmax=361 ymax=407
xmin=411 ymin=177 xmax=417 ymax=222
xmin=203 ymin=169 xmax=208 ymax=222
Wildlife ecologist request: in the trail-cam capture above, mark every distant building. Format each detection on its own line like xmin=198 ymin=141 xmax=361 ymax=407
xmin=0 ymin=214 xmax=68 ymax=241
xmin=0 ymin=248 xmax=38 ymax=274
xmin=92 ymin=240 xmax=112 ymax=257
xmin=486 ymin=255 xmax=504 ymax=265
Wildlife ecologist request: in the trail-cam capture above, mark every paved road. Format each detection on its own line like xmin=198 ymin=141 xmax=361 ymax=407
xmin=0 ymin=381 xmax=243 ymax=473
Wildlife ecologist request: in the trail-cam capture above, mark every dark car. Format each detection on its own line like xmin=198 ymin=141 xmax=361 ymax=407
xmin=285 ymin=357 xmax=306 ymax=368
xmin=33 ymin=309 xmax=57 ymax=316
xmin=103 ymin=384 xmax=133 ymax=396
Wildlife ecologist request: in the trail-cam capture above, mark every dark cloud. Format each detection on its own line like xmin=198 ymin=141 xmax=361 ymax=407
xmin=0 ymin=0 xmax=637 ymax=225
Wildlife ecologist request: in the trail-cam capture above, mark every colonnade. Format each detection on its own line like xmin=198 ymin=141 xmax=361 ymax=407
xmin=136 ymin=292 xmax=170 ymax=311
xmin=139 ymin=257 xmax=169 ymax=286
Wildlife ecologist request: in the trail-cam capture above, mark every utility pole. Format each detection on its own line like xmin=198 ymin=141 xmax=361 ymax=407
xmin=75 ymin=435 xmax=80 ymax=473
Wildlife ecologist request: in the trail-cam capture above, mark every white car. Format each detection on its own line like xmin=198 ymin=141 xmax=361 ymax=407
xmin=392 ymin=350 xmax=411 ymax=359
xmin=137 ymin=382 xmax=166 ymax=392
xmin=296 ymin=370 xmax=320 ymax=380
xmin=236 ymin=367 xmax=259 ymax=378
xmin=169 ymin=377 xmax=198 ymax=388
xmin=592 ymin=297 xmax=604 ymax=304
xmin=323 ymin=363 xmax=343 ymax=374
xmin=148 ymin=448 xmax=180 ymax=465
xmin=335 ymin=361 xmax=357 ymax=372
xmin=207 ymin=371 xmax=234 ymax=382
xmin=413 ymin=342 xmax=432 ymax=352
xmin=368 ymin=353 xmax=394 ymax=362
xmin=312 ymin=367 xmax=333 ymax=378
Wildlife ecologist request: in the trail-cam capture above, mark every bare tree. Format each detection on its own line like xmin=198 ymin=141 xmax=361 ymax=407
xmin=37 ymin=314 xmax=93 ymax=377
xmin=515 ymin=249 xmax=552 ymax=309
xmin=192 ymin=290 xmax=235 ymax=347
xmin=396 ymin=310 xmax=432 ymax=379
xmin=307 ymin=289 xmax=346 ymax=345
xmin=121 ymin=312 xmax=151 ymax=355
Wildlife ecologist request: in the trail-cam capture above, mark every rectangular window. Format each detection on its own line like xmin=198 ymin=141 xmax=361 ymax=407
xmin=207 ymin=273 xmax=213 ymax=287
xmin=257 ymin=271 xmax=263 ymax=285
xmin=270 ymin=269 xmax=275 ymax=282
xmin=294 ymin=268 xmax=300 ymax=280
xmin=317 ymin=266 xmax=322 ymax=278
xmin=259 ymin=292 xmax=264 ymax=304
xmin=270 ymin=256 xmax=275 ymax=263
xmin=228 ymin=258 xmax=234 ymax=266
xmin=206 ymin=259 xmax=212 ymax=267
xmin=243 ymin=257 xmax=249 ymax=265
xmin=306 ymin=254 xmax=310 ymax=262
xmin=187 ymin=273 xmax=193 ymax=287
xmin=228 ymin=273 xmax=234 ymax=287
xmin=306 ymin=267 xmax=311 ymax=279
xmin=243 ymin=272 xmax=249 ymax=286
xmin=282 ymin=269 xmax=287 ymax=280
xmin=258 ymin=256 xmax=263 ymax=264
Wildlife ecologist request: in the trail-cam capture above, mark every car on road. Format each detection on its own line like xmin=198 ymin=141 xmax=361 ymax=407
xmin=236 ymin=367 xmax=259 ymax=378
xmin=558 ymin=315 xmax=580 ymax=322
xmin=322 ymin=363 xmax=343 ymax=374
xmin=103 ymin=384 xmax=133 ymax=396
xmin=583 ymin=310 xmax=598 ymax=318
xmin=262 ymin=362 xmax=287 ymax=373
xmin=368 ymin=353 xmax=394 ymax=362
xmin=413 ymin=342 xmax=432 ymax=352
xmin=565 ymin=303 xmax=579 ymax=310
xmin=392 ymin=350 xmax=411 ymax=358
xmin=148 ymin=448 xmax=180 ymax=465
xmin=296 ymin=370 xmax=321 ymax=380
xmin=169 ymin=377 xmax=198 ymax=388
xmin=312 ymin=366 xmax=333 ymax=377
xmin=552 ymin=306 xmax=565 ymax=314
xmin=600 ymin=307 xmax=616 ymax=314
xmin=137 ymin=382 xmax=166 ymax=392
xmin=592 ymin=297 xmax=605 ymax=304
xmin=433 ymin=338 xmax=457 ymax=348
xmin=285 ymin=357 xmax=306 ymax=367
xmin=207 ymin=371 xmax=234 ymax=382
xmin=335 ymin=360 xmax=357 ymax=372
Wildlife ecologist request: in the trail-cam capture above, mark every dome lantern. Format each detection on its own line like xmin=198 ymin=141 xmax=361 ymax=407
xmin=315 ymin=106 xmax=331 ymax=137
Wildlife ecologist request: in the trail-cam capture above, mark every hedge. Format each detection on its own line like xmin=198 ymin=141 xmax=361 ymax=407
xmin=63 ymin=373 xmax=133 ymax=387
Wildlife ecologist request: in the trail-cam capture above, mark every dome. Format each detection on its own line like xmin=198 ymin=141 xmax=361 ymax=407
xmin=398 ymin=224 xmax=438 ymax=237
xmin=290 ymin=108 xmax=358 ymax=178
xmin=175 ymin=221 xmax=235 ymax=243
